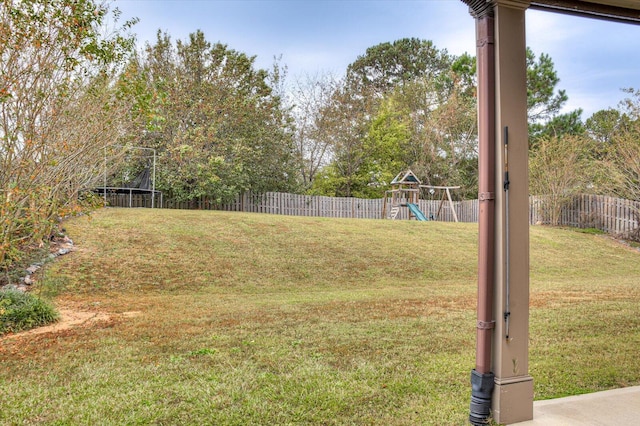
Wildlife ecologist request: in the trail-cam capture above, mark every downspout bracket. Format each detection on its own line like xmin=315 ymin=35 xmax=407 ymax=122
xmin=477 ymin=320 xmax=496 ymax=330
xmin=478 ymin=192 xmax=495 ymax=201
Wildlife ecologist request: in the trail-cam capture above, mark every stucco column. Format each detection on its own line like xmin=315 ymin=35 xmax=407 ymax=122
xmin=492 ymin=0 xmax=533 ymax=424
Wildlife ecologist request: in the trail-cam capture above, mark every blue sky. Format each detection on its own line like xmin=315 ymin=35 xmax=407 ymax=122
xmin=114 ymin=0 xmax=640 ymax=119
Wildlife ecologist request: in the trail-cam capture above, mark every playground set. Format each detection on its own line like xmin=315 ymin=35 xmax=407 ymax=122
xmin=382 ymin=170 xmax=459 ymax=222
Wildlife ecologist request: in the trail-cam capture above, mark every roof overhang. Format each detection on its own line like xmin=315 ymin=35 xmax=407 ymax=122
xmin=461 ymin=1 xmax=640 ymax=24
xmin=529 ymin=1 xmax=640 ymax=24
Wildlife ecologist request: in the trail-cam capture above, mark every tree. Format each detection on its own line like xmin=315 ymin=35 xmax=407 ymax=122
xmin=608 ymin=89 xmax=640 ymax=202
xmin=585 ymin=108 xmax=625 ymax=145
xmin=395 ymin=70 xmax=478 ymax=198
xmin=310 ymin=43 xmax=585 ymax=201
xmin=130 ymin=30 xmax=298 ymax=204
xmin=308 ymin=78 xmax=376 ymax=197
xmin=526 ymin=48 xmax=567 ymax=123
xmin=313 ymin=39 xmax=476 ymax=198
xmin=606 ymin=91 xmax=640 ymax=241
xmin=311 ymin=96 xmax=408 ymax=198
xmin=526 ymin=48 xmax=584 ymax=145
xmin=346 ymin=38 xmax=451 ymax=96
xmin=530 ymin=109 xmax=585 ymax=142
xmin=358 ymin=98 xmax=409 ymax=197
xmin=0 ymin=0 xmax=136 ymax=270
xmin=288 ymin=72 xmax=340 ymax=189
xmin=529 ymin=135 xmax=602 ymax=225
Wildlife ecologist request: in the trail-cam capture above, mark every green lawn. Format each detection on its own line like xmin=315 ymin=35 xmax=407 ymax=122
xmin=1 ymin=208 xmax=639 ymax=425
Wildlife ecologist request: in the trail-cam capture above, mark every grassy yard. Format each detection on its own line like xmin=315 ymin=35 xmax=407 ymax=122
xmin=1 ymin=208 xmax=639 ymax=425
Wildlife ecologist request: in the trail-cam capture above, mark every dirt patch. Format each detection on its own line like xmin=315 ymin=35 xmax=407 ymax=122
xmin=1 ymin=309 xmax=142 ymax=340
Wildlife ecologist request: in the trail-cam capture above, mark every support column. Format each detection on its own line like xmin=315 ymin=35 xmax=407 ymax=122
xmin=492 ymin=1 xmax=533 ymax=424
xmin=462 ymin=0 xmax=532 ymax=423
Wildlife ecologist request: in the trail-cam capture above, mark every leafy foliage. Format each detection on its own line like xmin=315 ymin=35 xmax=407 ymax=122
xmin=306 ymin=77 xmax=377 ymax=197
xmin=0 ymin=0 xmax=137 ymax=270
xmin=127 ymin=30 xmax=298 ymax=204
xmin=529 ymin=135 xmax=609 ymax=225
xmin=310 ymin=97 xmax=408 ymax=198
xmin=346 ymin=38 xmax=452 ymax=95
xmin=310 ymin=39 xmax=477 ymax=198
xmin=0 ymin=289 xmax=59 ymax=335
xmin=585 ymin=108 xmax=626 ymax=145
xmin=394 ymin=72 xmax=477 ymax=198
xmin=287 ymin=72 xmax=339 ymax=189
xmin=607 ymin=90 xmax=640 ymax=203
xmin=528 ymin=88 xmax=640 ymax=235
xmin=526 ymin=48 xmax=584 ymax=145
xmin=526 ymin=48 xmax=567 ymax=123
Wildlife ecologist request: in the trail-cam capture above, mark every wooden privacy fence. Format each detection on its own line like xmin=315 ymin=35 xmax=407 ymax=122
xmin=529 ymin=194 xmax=640 ymax=235
xmin=221 ymin=192 xmax=382 ymax=218
xmin=105 ymin=191 xmax=639 ymax=235
xmin=217 ymin=192 xmax=481 ymax=222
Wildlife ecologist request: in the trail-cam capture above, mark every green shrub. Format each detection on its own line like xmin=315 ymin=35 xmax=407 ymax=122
xmin=0 ymin=289 xmax=59 ymax=335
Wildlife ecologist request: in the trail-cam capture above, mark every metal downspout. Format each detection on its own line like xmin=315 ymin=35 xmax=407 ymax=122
xmin=465 ymin=2 xmax=496 ymax=424
xmin=475 ymin=11 xmax=495 ymax=378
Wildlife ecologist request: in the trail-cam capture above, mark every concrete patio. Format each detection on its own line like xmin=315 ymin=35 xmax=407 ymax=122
xmin=513 ymin=386 xmax=640 ymax=425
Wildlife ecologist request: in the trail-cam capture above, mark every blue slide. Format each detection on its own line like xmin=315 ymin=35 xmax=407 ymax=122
xmin=407 ymin=203 xmax=428 ymax=221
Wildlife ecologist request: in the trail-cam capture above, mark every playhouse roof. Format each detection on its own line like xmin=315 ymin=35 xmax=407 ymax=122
xmin=390 ymin=170 xmax=421 ymax=185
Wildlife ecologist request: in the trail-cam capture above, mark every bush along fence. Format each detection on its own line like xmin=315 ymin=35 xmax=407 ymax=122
xmin=103 ymin=191 xmax=639 ymax=236
xmin=529 ymin=194 xmax=640 ymax=236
